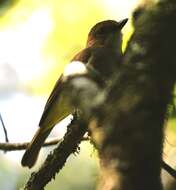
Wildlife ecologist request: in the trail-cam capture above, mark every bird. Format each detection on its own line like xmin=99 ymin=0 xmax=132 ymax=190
xmin=21 ymin=18 xmax=128 ymax=168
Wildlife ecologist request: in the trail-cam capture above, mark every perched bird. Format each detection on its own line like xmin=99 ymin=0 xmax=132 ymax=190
xmin=21 ymin=18 xmax=128 ymax=168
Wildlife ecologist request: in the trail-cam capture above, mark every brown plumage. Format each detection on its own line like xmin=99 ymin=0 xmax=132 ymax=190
xmin=21 ymin=19 xmax=128 ymax=168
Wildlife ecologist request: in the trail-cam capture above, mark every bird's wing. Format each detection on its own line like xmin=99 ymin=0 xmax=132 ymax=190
xmin=39 ymin=48 xmax=92 ymax=128
xmin=39 ymin=75 xmax=68 ymax=127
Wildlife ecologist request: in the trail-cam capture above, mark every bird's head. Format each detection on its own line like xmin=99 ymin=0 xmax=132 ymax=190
xmin=87 ymin=19 xmax=128 ymax=51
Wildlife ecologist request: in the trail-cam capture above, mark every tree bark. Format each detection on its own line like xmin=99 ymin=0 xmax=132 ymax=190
xmin=89 ymin=0 xmax=176 ymax=189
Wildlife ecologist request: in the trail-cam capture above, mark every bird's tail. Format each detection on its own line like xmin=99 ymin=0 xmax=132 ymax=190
xmin=21 ymin=127 xmax=52 ymax=168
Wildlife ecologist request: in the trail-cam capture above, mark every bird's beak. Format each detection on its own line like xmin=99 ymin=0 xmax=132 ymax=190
xmin=118 ymin=18 xmax=128 ymax=29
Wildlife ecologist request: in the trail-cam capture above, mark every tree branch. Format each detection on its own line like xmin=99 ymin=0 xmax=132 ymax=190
xmin=23 ymin=118 xmax=87 ymax=190
xmin=0 ymin=137 xmax=175 ymax=180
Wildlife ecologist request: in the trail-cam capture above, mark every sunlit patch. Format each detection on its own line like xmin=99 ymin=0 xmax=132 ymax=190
xmin=100 ymin=0 xmax=139 ymax=18
xmin=63 ymin=61 xmax=87 ymax=77
xmin=122 ymin=19 xmax=134 ymax=52
xmin=0 ymin=7 xmax=53 ymax=83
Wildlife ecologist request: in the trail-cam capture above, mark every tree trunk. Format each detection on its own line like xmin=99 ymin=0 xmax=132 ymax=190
xmin=89 ymin=0 xmax=176 ymax=189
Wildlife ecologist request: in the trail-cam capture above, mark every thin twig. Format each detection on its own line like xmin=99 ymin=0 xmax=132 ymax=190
xmin=0 ymin=138 xmax=60 ymax=151
xmin=0 ymin=137 xmax=89 ymax=151
xmin=162 ymin=160 xmax=176 ymax=179
xmin=0 ymin=112 xmax=9 ymax=142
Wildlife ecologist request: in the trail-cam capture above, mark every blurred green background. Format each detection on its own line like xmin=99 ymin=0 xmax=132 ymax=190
xmin=0 ymin=0 xmax=176 ymax=189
